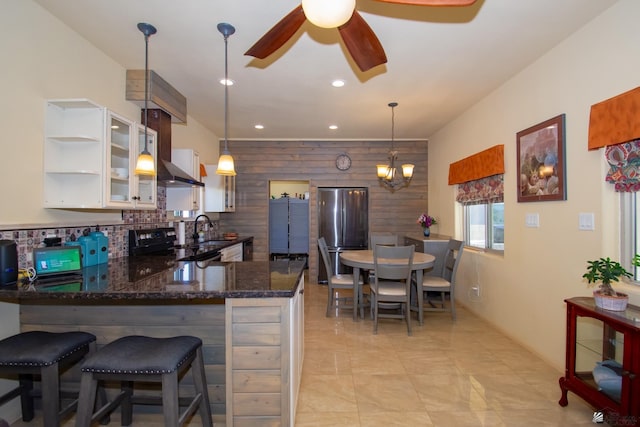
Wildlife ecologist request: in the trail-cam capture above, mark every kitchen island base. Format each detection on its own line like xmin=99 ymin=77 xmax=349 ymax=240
xmin=16 ymin=279 xmax=304 ymax=426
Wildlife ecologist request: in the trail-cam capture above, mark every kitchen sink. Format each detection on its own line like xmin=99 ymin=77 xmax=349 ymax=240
xmin=177 ymin=251 xmax=221 ymax=262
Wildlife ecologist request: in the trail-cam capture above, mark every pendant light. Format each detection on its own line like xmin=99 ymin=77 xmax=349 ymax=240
xmin=134 ymin=22 xmax=157 ymax=176
xmin=376 ymin=102 xmax=414 ymax=191
xmin=216 ymin=23 xmax=237 ymax=176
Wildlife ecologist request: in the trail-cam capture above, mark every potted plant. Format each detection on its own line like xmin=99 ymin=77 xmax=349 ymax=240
xmin=582 ymin=257 xmax=632 ymax=311
xmin=416 ymin=213 xmax=437 ymax=237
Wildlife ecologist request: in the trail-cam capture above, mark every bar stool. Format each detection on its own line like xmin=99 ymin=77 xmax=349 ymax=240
xmin=0 ymin=331 xmax=97 ymax=427
xmin=75 ymin=335 xmax=212 ymax=427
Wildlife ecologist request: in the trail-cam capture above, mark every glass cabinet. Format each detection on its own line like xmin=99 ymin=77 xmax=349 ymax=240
xmin=559 ymin=297 xmax=640 ymax=426
xmin=44 ymin=99 xmax=157 ymax=210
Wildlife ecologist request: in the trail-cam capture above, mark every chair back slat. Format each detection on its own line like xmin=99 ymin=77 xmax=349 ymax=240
xmin=374 ymin=245 xmax=414 ymax=282
xmin=370 ymin=234 xmax=397 ymax=250
xmin=317 ymin=237 xmax=333 ymax=277
xmin=442 ymin=239 xmax=464 ymax=283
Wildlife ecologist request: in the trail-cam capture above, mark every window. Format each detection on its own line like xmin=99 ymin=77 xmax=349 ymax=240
xmin=621 ymin=192 xmax=639 ymax=282
xmin=464 ymin=202 xmax=504 ymax=251
xmin=455 ymin=173 xmax=504 ymax=252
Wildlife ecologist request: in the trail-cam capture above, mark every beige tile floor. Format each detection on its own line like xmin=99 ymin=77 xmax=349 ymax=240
xmin=9 ymin=279 xmax=599 ymax=426
xmin=295 ymin=281 xmax=600 ymax=427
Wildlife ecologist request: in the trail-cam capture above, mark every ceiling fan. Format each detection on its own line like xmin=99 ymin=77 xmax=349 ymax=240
xmin=245 ymin=0 xmax=478 ymax=72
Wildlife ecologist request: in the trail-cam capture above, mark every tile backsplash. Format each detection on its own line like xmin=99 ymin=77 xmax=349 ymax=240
xmin=0 ymin=187 xmax=218 ymax=269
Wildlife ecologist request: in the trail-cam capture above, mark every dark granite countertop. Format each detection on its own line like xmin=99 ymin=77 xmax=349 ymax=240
xmin=0 ymin=255 xmax=304 ymax=302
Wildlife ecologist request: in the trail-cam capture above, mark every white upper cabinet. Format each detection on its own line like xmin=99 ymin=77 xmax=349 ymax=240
xmin=43 ymin=99 xmax=157 ymax=210
xmin=166 ymin=148 xmax=200 ymax=211
xmin=203 ymin=164 xmax=235 ymax=213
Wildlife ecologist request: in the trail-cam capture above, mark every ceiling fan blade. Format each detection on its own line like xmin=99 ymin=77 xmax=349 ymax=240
xmin=373 ymin=0 xmax=477 ymax=6
xmin=245 ymin=5 xmax=307 ymax=59
xmin=338 ymin=11 xmax=387 ymax=72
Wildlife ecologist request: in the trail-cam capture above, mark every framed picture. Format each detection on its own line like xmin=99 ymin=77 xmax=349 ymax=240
xmin=517 ymin=114 xmax=566 ymax=202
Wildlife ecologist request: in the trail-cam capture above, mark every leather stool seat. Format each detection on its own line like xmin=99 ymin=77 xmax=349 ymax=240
xmin=75 ymin=335 xmax=212 ymax=427
xmin=0 ymin=331 xmax=97 ymax=427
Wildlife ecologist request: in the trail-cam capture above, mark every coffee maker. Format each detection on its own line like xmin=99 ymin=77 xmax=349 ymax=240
xmin=0 ymin=240 xmax=18 ymax=285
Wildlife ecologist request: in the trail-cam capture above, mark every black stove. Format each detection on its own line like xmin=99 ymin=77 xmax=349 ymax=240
xmin=128 ymin=228 xmax=177 ymax=256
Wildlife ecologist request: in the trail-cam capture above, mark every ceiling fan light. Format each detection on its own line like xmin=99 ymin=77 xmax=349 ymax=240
xmin=302 ymin=0 xmax=355 ymax=28
xmin=216 ymin=152 xmax=237 ymax=176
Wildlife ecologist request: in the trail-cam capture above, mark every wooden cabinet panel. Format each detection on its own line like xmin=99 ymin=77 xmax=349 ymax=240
xmin=226 ymin=277 xmax=304 ymax=426
xmin=559 ymin=297 xmax=640 ymax=426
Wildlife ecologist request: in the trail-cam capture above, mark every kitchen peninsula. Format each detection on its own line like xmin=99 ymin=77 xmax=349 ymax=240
xmin=0 ymin=257 xmax=305 ymax=426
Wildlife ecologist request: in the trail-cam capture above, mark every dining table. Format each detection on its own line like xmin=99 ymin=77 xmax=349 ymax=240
xmin=339 ymin=250 xmax=436 ymax=324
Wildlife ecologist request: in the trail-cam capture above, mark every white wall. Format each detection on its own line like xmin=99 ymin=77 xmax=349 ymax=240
xmin=429 ymin=0 xmax=640 ymax=371
xmin=0 ymin=0 xmax=219 ymax=227
xmin=0 ymin=2 xmax=220 ymax=420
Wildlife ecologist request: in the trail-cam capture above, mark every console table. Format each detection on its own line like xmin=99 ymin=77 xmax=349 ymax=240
xmin=559 ymin=297 xmax=640 ymax=426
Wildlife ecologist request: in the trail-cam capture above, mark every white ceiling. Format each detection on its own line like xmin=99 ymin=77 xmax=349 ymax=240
xmin=34 ymin=0 xmax=617 ymax=141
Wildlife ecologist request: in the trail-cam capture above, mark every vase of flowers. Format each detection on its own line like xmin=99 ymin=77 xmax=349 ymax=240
xmin=417 ymin=214 xmax=437 ymax=237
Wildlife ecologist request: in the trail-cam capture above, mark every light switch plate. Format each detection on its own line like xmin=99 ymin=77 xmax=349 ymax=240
xmin=579 ymin=213 xmax=595 ymax=230
xmin=525 ymin=213 xmax=539 ymax=228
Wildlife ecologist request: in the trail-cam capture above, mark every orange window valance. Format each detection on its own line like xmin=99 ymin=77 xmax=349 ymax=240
xmin=588 ymin=86 xmax=640 ymax=150
xmin=448 ymin=144 xmax=504 ymax=185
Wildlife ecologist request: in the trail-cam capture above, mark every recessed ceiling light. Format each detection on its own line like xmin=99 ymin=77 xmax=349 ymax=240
xmin=329 ymin=125 xmax=338 ymax=130
xmin=254 ymin=124 xmax=264 ymax=130
xmin=331 ymin=79 xmax=345 ymax=88
xmin=219 ymin=78 xmax=234 ymax=86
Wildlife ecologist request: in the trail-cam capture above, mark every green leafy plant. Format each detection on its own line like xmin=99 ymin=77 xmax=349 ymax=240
xmin=582 ymin=257 xmax=632 ymax=297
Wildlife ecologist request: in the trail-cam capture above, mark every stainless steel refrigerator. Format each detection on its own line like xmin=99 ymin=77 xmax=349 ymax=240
xmin=317 ymin=187 xmax=368 ymax=283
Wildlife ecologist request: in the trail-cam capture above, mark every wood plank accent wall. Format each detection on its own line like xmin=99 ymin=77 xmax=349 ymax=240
xmin=218 ymin=140 xmax=429 ymax=282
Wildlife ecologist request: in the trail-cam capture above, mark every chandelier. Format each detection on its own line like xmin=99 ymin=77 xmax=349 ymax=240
xmin=376 ymin=102 xmax=414 ymax=191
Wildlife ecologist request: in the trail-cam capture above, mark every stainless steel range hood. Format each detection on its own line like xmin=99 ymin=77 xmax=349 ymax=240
xmin=157 ymin=159 xmax=204 ymax=187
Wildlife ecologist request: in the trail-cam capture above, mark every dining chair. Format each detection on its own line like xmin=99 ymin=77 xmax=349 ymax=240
xmin=419 ymin=238 xmax=464 ymax=320
xmin=367 ymin=233 xmax=398 ymax=289
xmin=371 ymin=245 xmax=414 ymax=335
xmin=369 ymin=233 xmax=397 ymax=249
xmin=318 ymin=237 xmax=364 ymax=318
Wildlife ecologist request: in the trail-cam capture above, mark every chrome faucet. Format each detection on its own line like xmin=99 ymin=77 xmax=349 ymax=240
xmin=192 ymin=214 xmax=214 ymax=242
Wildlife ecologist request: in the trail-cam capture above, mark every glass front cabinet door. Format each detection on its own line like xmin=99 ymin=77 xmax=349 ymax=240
xmin=559 ymin=297 xmax=640 ymax=426
xmin=106 ymin=111 xmax=132 ymax=207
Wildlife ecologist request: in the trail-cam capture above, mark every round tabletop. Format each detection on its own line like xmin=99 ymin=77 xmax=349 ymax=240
xmin=340 ymin=250 xmax=435 ymax=270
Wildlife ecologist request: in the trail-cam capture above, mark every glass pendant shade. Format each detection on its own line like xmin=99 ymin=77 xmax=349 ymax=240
xmin=216 ymin=152 xmax=236 ymax=176
xmin=302 ymin=0 xmax=355 ymax=28
xmin=402 ymin=164 xmax=415 ymax=178
xmin=134 ymin=151 xmax=156 ymax=176
xmin=377 ymin=164 xmax=390 ymax=179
